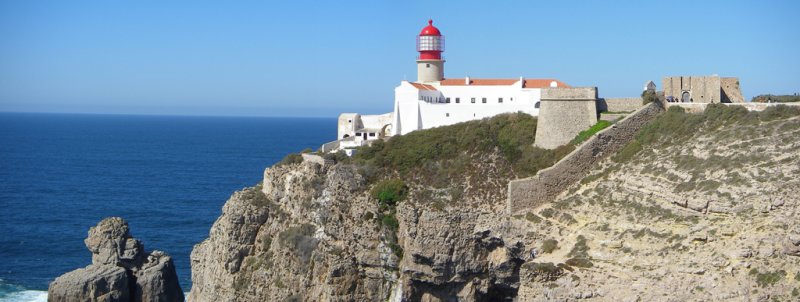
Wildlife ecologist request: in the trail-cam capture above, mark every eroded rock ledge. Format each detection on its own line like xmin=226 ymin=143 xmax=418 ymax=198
xmin=48 ymin=217 xmax=184 ymax=302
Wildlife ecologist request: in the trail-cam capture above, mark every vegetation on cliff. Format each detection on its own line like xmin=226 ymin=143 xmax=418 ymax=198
xmin=351 ymin=113 xmax=572 ymax=181
xmin=751 ymin=94 xmax=800 ymax=103
xmin=616 ymin=104 xmax=800 ymax=163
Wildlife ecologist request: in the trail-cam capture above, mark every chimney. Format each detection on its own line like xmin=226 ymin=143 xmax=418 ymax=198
xmin=465 ymin=76 xmax=470 ymax=85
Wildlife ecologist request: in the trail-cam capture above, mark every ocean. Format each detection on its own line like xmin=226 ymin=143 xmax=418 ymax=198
xmin=0 ymin=112 xmax=336 ymax=301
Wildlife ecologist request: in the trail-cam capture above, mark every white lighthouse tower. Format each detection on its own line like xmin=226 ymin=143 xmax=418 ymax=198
xmin=416 ymin=19 xmax=445 ymax=83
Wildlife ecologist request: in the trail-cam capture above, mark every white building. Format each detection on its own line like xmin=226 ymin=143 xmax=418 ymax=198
xmin=325 ymin=20 xmax=570 ymax=152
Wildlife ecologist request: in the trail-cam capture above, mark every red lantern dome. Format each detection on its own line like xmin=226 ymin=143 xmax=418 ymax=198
xmin=419 ymin=19 xmax=442 ymax=36
xmin=417 ymin=19 xmax=444 ymax=60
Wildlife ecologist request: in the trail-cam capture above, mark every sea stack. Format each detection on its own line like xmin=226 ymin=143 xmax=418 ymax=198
xmin=48 ymin=217 xmax=184 ymax=302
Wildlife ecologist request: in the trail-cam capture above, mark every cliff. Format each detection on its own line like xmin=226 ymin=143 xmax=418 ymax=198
xmin=189 ymin=106 xmax=800 ymax=301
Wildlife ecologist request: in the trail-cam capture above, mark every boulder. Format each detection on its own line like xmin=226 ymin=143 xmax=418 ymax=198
xmin=48 ymin=217 xmax=184 ymax=302
xmin=134 ymin=251 xmax=184 ymax=302
xmin=48 ymin=265 xmax=130 ymax=302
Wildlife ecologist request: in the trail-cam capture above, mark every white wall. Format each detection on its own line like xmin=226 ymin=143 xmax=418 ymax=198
xmin=393 ymin=81 xmax=541 ymax=135
xmin=360 ymin=112 xmax=393 ymax=136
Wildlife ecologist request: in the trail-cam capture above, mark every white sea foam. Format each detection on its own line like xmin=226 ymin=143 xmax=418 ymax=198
xmin=0 ymin=290 xmax=47 ymax=302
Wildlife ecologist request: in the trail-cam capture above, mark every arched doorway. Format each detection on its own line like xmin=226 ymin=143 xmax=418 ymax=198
xmin=681 ymin=91 xmax=691 ymax=103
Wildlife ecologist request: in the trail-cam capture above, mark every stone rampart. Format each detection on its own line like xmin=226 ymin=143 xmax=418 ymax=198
xmin=597 ymin=97 xmax=643 ymax=112
xmin=508 ymin=102 xmax=664 ymax=214
xmin=534 ymin=87 xmax=599 ymax=149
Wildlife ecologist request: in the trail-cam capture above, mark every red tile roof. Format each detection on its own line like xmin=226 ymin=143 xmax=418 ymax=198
xmin=523 ymin=79 xmax=570 ymax=88
xmin=409 ymin=82 xmax=438 ymax=91
xmin=438 ymin=78 xmax=570 ymax=88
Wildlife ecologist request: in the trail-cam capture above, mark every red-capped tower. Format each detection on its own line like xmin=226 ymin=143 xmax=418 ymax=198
xmin=416 ymin=19 xmax=445 ymax=83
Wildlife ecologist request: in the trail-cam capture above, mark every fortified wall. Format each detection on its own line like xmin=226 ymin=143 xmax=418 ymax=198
xmin=597 ymin=97 xmax=643 ymax=113
xmin=534 ymin=87 xmax=598 ymax=149
xmin=508 ymin=102 xmax=664 ymax=214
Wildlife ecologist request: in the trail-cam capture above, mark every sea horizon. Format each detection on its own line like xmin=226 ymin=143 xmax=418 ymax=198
xmin=0 ymin=112 xmax=337 ymax=301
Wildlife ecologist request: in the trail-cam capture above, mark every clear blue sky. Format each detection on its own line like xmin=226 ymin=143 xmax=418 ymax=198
xmin=1 ymin=0 xmax=798 ymax=117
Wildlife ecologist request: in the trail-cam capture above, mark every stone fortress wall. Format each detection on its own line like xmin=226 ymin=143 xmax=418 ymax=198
xmin=508 ymin=102 xmax=664 ymax=214
xmin=534 ymin=87 xmax=599 ymax=149
xmin=597 ymin=97 xmax=643 ymax=113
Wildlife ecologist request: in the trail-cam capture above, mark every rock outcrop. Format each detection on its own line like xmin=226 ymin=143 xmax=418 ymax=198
xmin=48 ymin=217 xmax=184 ymax=302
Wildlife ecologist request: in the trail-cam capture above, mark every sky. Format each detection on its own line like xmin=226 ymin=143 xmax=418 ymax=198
xmin=0 ymin=0 xmax=798 ymax=117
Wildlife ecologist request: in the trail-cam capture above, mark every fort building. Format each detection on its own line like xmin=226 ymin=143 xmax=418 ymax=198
xmin=663 ymin=75 xmax=743 ymax=103
xmin=326 ymin=20 xmax=599 ymax=153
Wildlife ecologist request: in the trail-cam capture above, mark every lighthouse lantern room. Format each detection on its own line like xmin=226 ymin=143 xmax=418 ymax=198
xmin=416 ymin=19 xmax=445 ymax=83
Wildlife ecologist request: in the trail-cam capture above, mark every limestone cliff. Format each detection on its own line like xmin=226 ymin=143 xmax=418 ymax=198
xmin=189 ymin=107 xmax=800 ymax=301
xmin=189 ymin=152 xmax=525 ymax=301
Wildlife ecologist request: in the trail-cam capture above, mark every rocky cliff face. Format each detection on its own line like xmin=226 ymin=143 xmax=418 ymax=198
xmin=48 ymin=217 xmax=184 ymax=302
xmin=189 ymin=150 xmax=527 ymax=301
xmin=514 ymin=112 xmax=800 ymax=301
xmin=189 ymin=109 xmax=800 ymax=301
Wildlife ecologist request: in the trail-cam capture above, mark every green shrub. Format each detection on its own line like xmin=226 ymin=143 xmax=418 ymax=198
xmin=241 ymin=187 xmax=271 ymax=208
xmin=541 ymin=239 xmax=559 ymax=253
xmin=370 ymin=179 xmax=407 ymax=206
xmin=571 ymin=120 xmax=613 ymax=145
xmin=568 ymin=236 xmax=589 ymax=255
xmin=363 ymin=211 xmax=374 ymax=221
xmin=389 ymin=242 xmax=403 ymax=258
xmin=642 ymin=90 xmax=659 ymax=105
xmin=277 ymin=153 xmax=303 ymax=166
xmin=379 ymin=213 xmax=399 ymax=231
xmin=565 ymin=257 xmax=593 ymax=268
xmin=525 ymin=212 xmax=542 ymax=223
xmin=752 ymin=269 xmax=786 ymax=287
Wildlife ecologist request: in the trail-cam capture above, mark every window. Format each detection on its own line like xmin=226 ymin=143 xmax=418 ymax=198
xmin=534 ymin=102 xmax=540 ymax=109
xmin=471 ymin=98 xmax=476 ymax=103
xmin=446 ymin=97 xmax=450 ymax=103
xmin=369 ymin=133 xmax=376 ymax=137
xmin=498 ymin=98 xmax=503 ymax=103
xmin=419 ymin=95 xmax=423 ymax=101
xmin=348 ymin=119 xmax=352 ymax=123
xmin=511 ymin=97 xmax=514 ymax=101
xmin=426 ymin=63 xmax=430 ymax=68
xmin=482 ymin=98 xmax=487 ymax=103
xmin=456 ymin=98 xmax=460 ymax=103
xmin=446 ymin=113 xmax=450 ymax=117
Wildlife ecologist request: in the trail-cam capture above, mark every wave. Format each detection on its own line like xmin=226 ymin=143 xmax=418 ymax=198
xmin=0 ymin=290 xmax=46 ymax=302
xmin=0 ymin=279 xmax=47 ymax=302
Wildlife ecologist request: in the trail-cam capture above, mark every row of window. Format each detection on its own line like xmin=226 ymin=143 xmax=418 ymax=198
xmin=419 ymin=96 xmax=515 ymax=104
xmin=442 ymin=103 xmax=541 ymax=118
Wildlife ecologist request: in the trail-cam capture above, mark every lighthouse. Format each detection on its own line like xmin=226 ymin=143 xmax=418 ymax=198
xmin=416 ymin=19 xmax=445 ymax=83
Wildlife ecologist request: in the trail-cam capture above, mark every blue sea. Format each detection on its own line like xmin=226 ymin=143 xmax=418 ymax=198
xmin=0 ymin=112 xmax=335 ymax=301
